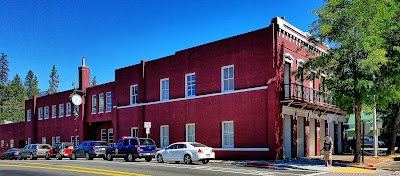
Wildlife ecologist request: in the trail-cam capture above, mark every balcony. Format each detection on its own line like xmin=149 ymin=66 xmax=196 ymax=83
xmin=281 ymin=83 xmax=345 ymax=114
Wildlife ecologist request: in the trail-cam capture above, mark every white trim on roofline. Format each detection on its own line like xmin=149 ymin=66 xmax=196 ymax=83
xmin=117 ymin=85 xmax=268 ymax=110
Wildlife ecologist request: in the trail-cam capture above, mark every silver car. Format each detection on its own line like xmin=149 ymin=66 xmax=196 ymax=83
xmin=19 ymin=144 xmax=52 ymax=160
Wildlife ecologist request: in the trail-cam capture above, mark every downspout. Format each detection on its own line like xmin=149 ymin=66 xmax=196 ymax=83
xmin=141 ymin=60 xmax=146 ymax=138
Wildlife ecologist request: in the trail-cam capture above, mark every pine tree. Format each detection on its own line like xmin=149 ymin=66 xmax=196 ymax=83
xmin=0 ymin=53 xmax=9 ymax=87
xmin=91 ymin=76 xmax=97 ymax=86
xmin=47 ymin=65 xmax=59 ymax=95
xmin=0 ymin=74 xmax=25 ymax=122
xmin=24 ymin=70 xmax=40 ymax=99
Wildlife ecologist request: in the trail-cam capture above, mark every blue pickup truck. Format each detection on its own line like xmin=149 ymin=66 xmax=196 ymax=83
xmin=105 ymin=137 xmax=157 ymax=162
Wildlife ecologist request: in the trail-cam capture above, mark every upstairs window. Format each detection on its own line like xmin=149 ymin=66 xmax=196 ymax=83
xmin=44 ymin=106 xmax=49 ymax=119
xmin=59 ymin=104 xmax=64 ymax=117
xmin=52 ymin=105 xmax=56 ymax=118
xmin=185 ymin=73 xmax=196 ymax=97
xmin=38 ymin=107 xmax=43 ymax=120
xmin=130 ymin=85 xmax=138 ymax=104
xmin=160 ymin=78 xmax=169 ymax=101
xmin=27 ymin=109 xmax=31 ymax=122
xmin=221 ymin=65 xmax=234 ymax=92
xmin=66 ymin=102 xmax=71 ymax=117
xmin=106 ymin=92 xmax=112 ymax=112
xmin=98 ymin=93 xmax=104 ymax=113
xmin=91 ymin=95 xmax=97 ymax=114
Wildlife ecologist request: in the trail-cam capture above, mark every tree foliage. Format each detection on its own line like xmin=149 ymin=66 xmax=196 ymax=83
xmin=0 ymin=74 xmax=25 ymax=122
xmin=91 ymin=76 xmax=97 ymax=87
xmin=24 ymin=70 xmax=39 ymax=99
xmin=0 ymin=53 xmax=9 ymax=87
xmin=298 ymin=0 xmax=398 ymax=163
xmin=47 ymin=64 xmax=59 ymax=95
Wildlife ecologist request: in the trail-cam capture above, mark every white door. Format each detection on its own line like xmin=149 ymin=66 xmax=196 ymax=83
xmin=283 ymin=115 xmax=292 ymax=158
xmin=284 ymin=63 xmax=291 ymax=98
xmin=297 ymin=117 xmax=305 ymax=157
xmin=309 ymin=119 xmax=316 ymax=156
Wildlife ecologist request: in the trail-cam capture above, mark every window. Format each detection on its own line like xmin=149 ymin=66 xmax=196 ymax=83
xmin=130 ymin=85 xmax=138 ymax=104
xmin=185 ymin=124 xmax=195 ymax=142
xmin=160 ymin=125 xmax=169 ymax=148
xmin=101 ymin=129 xmax=107 ymax=142
xmin=160 ymin=79 xmax=169 ymax=101
xmin=185 ymin=73 xmax=196 ymax=97
xmin=59 ymin=104 xmax=64 ymax=117
xmin=28 ymin=138 xmax=32 ymax=145
xmin=91 ymin=95 xmax=97 ymax=114
xmin=38 ymin=107 xmax=43 ymax=120
xmin=56 ymin=136 xmax=61 ymax=143
xmin=66 ymin=102 xmax=71 ymax=117
xmin=131 ymin=127 xmax=138 ymax=137
xmin=52 ymin=105 xmax=56 ymax=118
xmin=221 ymin=65 xmax=234 ymax=92
xmin=42 ymin=137 xmax=46 ymax=144
xmin=51 ymin=137 xmax=55 ymax=145
xmin=108 ymin=128 xmax=114 ymax=144
xmin=98 ymin=93 xmax=104 ymax=113
xmin=123 ymin=139 xmax=129 ymax=146
xmin=70 ymin=136 xmax=75 ymax=146
xmin=44 ymin=106 xmax=49 ymax=119
xmin=222 ymin=121 xmax=234 ymax=148
xmin=27 ymin=110 xmax=31 ymax=122
xmin=0 ymin=140 xmax=3 ymax=148
xmin=106 ymin=92 xmax=112 ymax=112
xmin=10 ymin=139 xmax=14 ymax=148
xmin=75 ymin=136 xmax=80 ymax=146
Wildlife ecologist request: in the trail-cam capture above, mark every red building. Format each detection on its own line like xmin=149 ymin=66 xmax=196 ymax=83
xmin=0 ymin=17 xmax=346 ymax=160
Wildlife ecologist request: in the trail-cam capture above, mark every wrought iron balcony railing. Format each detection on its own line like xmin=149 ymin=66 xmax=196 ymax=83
xmin=282 ymin=83 xmax=335 ymax=107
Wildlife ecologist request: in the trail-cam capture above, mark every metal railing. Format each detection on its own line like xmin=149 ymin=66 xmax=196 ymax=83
xmin=282 ymin=83 xmax=335 ymax=106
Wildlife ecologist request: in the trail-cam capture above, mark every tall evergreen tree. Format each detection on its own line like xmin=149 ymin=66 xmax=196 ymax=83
xmin=0 ymin=74 xmax=25 ymax=122
xmin=24 ymin=70 xmax=40 ymax=99
xmin=91 ymin=76 xmax=97 ymax=86
xmin=47 ymin=65 xmax=59 ymax=95
xmin=0 ymin=53 xmax=9 ymax=87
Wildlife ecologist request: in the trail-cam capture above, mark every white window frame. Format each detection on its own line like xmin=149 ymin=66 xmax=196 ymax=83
xmin=42 ymin=137 xmax=46 ymax=144
xmin=59 ymin=104 xmax=64 ymax=117
xmin=70 ymin=136 xmax=75 ymax=146
xmin=75 ymin=136 xmax=80 ymax=146
xmin=160 ymin=125 xmax=169 ymax=148
xmin=222 ymin=121 xmax=234 ymax=148
xmin=130 ymin=85 xmax=138 ymax=105
xmin=10 ymin=139 xmax=14 ymax=148
xmin=66 ymin=102 xmax=71 ymax=117
xmin=44 ymin=106 xmax=49 ymax=119
xmin=52 ymin=105 xmax=56 ymax=118
xmin=101 ymin=129 xmax=107 ymax=142
xmin=91 ymin=95 xmax=97 ymax=114
xmin=0 ymin=140 xmax=4 ymax=148
xmin=221 ymin=65 xmax=234 ymax=92
xmin=56 ymin=136 xmax=61 ymax=143
xmin=38 ymin=107 xmax=43 ymax=120
xmin=28 ymin=138 xmax=32 ymax=145
xmin=130 ymin=127 xmax=138 ymax=137
xmin=106 ymin=92 xmax=112 ymax=112
xmin=27 ymin=109 xmax=31 ymax=122
xmin=108 ymin=128 xmax=114 ymax=144
xmin=160 ymin=78 xmax=169 ymax=101
xmin=185 ymin=73 xmax=196 ymax=97
xmin=98 ymin=93 xmax=104 ymax=113
xmin=51 ymin=137 xmax=55 ymax=145
xmin=185 ymin=123 xmax=195 ymax=142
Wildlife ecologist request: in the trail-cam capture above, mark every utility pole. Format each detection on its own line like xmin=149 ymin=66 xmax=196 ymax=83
xmin=373 ymin=75 xmax=378 ymax=158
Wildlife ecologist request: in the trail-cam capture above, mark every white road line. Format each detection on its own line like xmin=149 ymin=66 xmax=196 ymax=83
xmin=303 ymin=172 xmax=329 ymax=176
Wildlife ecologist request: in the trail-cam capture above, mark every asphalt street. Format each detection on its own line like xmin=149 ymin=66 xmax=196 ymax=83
xmin=0 ymin=158 xmax=323 ymax=176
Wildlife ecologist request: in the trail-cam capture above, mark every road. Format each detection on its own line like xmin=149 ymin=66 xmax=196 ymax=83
xmin=0 ymin=158 xmax=323 ymax=176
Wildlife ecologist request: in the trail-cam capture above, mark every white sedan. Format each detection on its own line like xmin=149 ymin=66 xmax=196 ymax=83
xmin=156 ymin=142 xmax=215 ymax=164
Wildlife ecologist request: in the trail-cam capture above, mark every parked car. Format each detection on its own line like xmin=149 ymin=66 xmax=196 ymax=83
xmin=0 ymin=148 xmax=21 ymax=160
xmin=105 ymin=137 xmax=157 ymax=162
xmin=19 ymin=144 xmax=52 ymax=160
xmin=70 ymin=141 xmax=109 ymax=160
xmin=362 ymin=137 xmax=385 ymax=148
xmin=46 ymin=142 xmax=74 ymax=160
xmin=156 ymin=142 xmax=215 ymax=164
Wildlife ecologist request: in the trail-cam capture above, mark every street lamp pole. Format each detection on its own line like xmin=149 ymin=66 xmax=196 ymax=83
xmin=372 ymin=74 xmax=378 ymax=158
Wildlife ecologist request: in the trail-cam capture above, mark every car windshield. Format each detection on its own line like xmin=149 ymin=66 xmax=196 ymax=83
xmin=139 ymin=139 xmax=155 ymax=146
xmin=94 ymin=142 xmax=108 ymax=146
xmin=190 ymin=143 xmax=207 ymax=147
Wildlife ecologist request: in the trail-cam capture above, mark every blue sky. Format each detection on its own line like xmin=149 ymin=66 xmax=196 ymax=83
xmin=0 ymin=0 xmax=323 ymax=92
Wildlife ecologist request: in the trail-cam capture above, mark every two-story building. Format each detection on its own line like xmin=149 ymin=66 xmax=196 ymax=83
xmin=0 ymin=17 xmax=346 ymax=160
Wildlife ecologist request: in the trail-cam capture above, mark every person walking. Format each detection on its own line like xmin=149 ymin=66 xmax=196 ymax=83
xmin=323 ymin=135 xmax=333 ymax=167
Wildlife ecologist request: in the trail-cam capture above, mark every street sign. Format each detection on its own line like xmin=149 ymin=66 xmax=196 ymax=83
xmin=364 ymin=122 xmax=371 ymax=134
xmin=144 ymin=122 xmax=151 ymax=128
xmin=146 ymin=128 xmax=150 ymax=134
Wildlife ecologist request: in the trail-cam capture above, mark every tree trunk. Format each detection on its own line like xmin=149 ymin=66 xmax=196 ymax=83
xmin=387 ymin=104 xmax=400 ymax=155
xmin=353 ymin=104 xmax=362 ymax=163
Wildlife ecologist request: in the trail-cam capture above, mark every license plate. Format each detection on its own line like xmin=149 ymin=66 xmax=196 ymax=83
xmin=145 ymin=153 xmax=150 ymax=155
xmin=206 ymin=154 xmax=210 ymax=157
xmin=101 ymin=148 xmax=105 ymax=150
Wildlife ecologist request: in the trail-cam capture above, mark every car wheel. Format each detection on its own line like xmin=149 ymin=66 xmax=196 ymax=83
xmin=30 ymin=153 xmax=36 ymax=160
xmin=145 ymin=157 xmax=152 ymax=162
xmin=18 ymin=154 xmax=22 ymax=160
xmin=85 ymin=153 xmax=91 ymax=160
xmin=70 ymin=153 xmax=77 ymax=160
xmin=125 ymin=153 xmax=135 ymax=162
xmin=184 ymin=154 xmax=192 ymax=165
xmin=202 ymin=159 xmax=209 ymax=164
xmin=0 ymin=156 xmax=3 ymax=160
xmin=56 ymin=153 xmax=62 ymax=160
xmin=156 ymin=154 xmax=164 ymax=163
xmin=106 ymin=153 xmax=113 ymax=161
xmin=45 ymin=153 xmax=51 ymax=160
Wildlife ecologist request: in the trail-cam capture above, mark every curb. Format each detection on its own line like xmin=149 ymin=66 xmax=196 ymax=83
xmin=347 ymin=164 xmax=376 ymax=170
xmin=246 ymin=162 xmax=275 ymax=167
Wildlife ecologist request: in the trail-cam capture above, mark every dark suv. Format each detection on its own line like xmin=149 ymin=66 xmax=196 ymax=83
xmin=105 ymin=138 xmax=156 ymax=162
xmin=70 ymin=141 xmax=109 ymax=160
